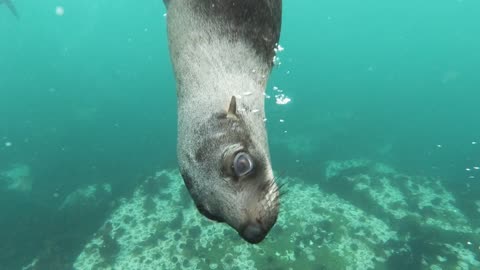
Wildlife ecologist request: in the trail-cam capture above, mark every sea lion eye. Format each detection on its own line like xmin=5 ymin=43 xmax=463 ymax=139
xmin=233 ymin=152 xmax=254 ymax=177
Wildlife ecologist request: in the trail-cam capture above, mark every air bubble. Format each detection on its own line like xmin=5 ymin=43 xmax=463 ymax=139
xmin=55 ymin=6 xmax=64 ymax=16
xmin=275 ymin=94 xmax=291 ymax=105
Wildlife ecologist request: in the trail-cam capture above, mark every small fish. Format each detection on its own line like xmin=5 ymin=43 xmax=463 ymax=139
xmin=1 ymin=0 xmax=19 ymax=18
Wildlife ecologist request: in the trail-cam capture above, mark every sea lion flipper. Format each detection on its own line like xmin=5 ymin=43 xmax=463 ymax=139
xmin=163 ymin=0 xmax=170 ymax=8
xmin=4 ymin=0 xmax=19 ymax=18
xmin=227 ymin=96 xmax=237 ymax=116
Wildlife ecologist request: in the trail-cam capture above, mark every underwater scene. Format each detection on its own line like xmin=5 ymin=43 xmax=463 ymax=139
xmin=1 ymin=0 xmax=480 ymax=269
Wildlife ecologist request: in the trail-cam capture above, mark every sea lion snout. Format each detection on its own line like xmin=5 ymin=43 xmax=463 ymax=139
xmin=237 ymin=181 xmax=280 ymax=244
xmin=240 ymin=222 xmax=266 ymax=244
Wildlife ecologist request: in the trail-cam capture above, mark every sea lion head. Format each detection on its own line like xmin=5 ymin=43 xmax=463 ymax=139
xmin=179 ymin=96 xmax=279 ymax=244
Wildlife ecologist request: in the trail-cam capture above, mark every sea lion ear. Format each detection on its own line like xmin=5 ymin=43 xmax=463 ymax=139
xmin=227 ymin=96 xmax=238 ymax=118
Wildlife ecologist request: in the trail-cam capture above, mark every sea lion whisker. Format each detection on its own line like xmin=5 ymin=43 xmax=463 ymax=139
xmin=276 ymin=181 xmax=288 ymax=192
xmin=279 ymin=190 xmax=288 ymax=198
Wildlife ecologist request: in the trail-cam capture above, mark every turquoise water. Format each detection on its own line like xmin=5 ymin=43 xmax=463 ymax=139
xmin=1 ymin=0 xmax=479 ymax=269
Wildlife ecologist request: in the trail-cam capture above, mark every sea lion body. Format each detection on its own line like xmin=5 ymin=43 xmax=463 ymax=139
xmin=164 ymin=0 xmax=282 ymax=243
xmin=1 ymin=0 xmax=19 ymax=18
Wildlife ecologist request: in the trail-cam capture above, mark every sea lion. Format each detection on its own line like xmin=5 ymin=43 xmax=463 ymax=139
xmin=163 ymin=0 xmax=282 ymax=244
xmin=0 ymin=0 xmax=19 ymax=18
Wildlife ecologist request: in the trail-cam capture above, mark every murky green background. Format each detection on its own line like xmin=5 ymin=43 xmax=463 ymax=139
xmin=1 ymin=0 xmax=479 ymax=268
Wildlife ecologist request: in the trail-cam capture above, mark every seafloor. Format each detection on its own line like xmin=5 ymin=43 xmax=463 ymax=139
xmin=17 ymin=160 xmax=480 ymax=270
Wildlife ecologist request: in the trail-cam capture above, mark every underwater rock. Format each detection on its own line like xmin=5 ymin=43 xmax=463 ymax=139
xmin=74 ymin=165 xmax=480 ymax=269
xmin=0 ymin=163 xmax=33 ymax=193
xmin=324 ymin=160 xmax=476 ymax=232
xmin=324 ymin=159 xmax=480 ymax=268
xmin=59 ymin=183 xmax=112 ymax=212
xmin=21 ymin=258 xmax=38 ymax=270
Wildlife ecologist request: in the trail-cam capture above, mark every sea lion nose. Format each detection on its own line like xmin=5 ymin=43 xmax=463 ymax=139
xmin=241 ymin=223 xmax=266 ymax=244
